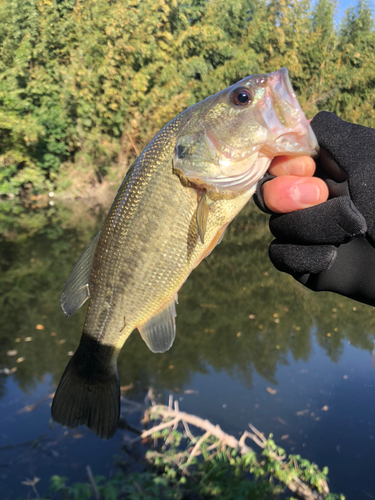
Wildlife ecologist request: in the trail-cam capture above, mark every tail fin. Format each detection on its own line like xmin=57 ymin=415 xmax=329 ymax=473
xmin=51 ymin=334 xmax=120 ymax=439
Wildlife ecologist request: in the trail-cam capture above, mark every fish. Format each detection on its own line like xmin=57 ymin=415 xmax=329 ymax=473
xmin=51 ymin=68 xmax=318 ymax=439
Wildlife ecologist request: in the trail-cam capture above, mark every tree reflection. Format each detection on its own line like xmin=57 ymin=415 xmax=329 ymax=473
xmin=0 ymin=198 xmax=374 ymax=400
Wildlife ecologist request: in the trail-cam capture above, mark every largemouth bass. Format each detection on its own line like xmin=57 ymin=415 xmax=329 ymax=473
xmin=52 ymin=68 xmax=318 ymax=438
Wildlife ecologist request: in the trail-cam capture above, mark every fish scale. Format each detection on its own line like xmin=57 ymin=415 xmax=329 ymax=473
xmin=85 ymin=116 xmax=250 ymax=348
xmin=52 ymin=68 xmax=318 ymax=438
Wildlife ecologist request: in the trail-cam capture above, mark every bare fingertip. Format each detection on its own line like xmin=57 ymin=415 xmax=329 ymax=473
xmin=293 ymin=178 xmax=329 ymax=208
xmin=262 ymin=176 xmax=328 ymax=214
xmin=269 ymin=156 xmax=316 ymax=177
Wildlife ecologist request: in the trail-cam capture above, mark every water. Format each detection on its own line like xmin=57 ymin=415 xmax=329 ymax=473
xmin=1 ymin=197 xmax=375 ymax=499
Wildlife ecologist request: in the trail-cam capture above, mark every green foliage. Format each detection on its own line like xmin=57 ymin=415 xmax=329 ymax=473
xmin=50 ymin=475 xmax=92 ymax=500
xmin=48 ymin=471 xmax=177 ymax=500
xmin=44 ymin=426 xmax=345 ymax=499
xmin=0 ymin=0 xmax=374 ymax=196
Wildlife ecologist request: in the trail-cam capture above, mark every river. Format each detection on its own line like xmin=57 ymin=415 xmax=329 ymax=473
xmin=0 ymin=197 xmax=374 ymax=499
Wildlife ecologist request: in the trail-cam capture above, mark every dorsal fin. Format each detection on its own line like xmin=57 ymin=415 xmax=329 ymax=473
xmin=60 ymin=232 xmax=100 ymax=317
xmin=138 ymin=297 xmax=177 ymax=353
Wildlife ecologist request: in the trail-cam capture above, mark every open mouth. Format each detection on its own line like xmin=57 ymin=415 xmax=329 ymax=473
xmin=259 ymin=69 xmax=319 ymax=155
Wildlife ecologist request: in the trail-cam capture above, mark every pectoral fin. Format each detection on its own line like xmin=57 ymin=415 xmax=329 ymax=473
xmin=196 ymin=193 xmax=210 ymax=244
xmin=60 ymin=232 xmax=100 ymax=317
xmin=138 ymin=297 xmax=177 ymax=353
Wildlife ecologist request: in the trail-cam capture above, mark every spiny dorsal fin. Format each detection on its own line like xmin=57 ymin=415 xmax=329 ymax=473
xmin=60 ymin=232 xmax=100 ymax=317
xmin=196 ymin=193 xmax=210 ymax=244
xmin=138 ymin=297 xmax=177 ymax=353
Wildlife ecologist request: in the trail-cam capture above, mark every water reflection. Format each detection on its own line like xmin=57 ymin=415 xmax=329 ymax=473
xmin=1 ymin=197 xmax=374 ymax=400
xmin=2 ymin=197 xmax=375 ymax=499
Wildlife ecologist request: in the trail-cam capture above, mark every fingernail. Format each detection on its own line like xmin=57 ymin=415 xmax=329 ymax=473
xmin=293 ymin=183 xmax=320 ymax=205
xmin=284 ymin=161 xmax=306 ymax=177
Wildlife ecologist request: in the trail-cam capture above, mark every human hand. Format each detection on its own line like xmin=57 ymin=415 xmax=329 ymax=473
xmin=262 ymin=155 xmax=328 ymax=213
xmin=254 ymin=111 xmax=375 ymax=306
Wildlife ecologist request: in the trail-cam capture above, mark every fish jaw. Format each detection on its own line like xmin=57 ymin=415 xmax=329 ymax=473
xmin=173 ymin=68 xmax=318 ymax=192
xmin=186 ymin=153 xmax=271 ymax=193
xmin=257 ymin=68 xmax=318 ymax=157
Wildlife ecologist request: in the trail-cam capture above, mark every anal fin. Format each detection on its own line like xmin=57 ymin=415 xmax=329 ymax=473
xmin=138 ymin=297 xmax=177 ymax=353
xmin=60 ymin=231 xmax=100 ymax=317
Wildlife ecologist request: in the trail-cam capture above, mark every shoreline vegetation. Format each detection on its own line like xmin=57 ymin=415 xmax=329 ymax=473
xmin=0 ymin=0 xmax=374 ymax=199
xmin=26 ymin=394 xmax=343 ymax=500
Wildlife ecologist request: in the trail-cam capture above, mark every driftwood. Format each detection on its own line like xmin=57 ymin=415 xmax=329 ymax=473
xmin=122 ymin=396 xmax=329 ymax=500
xmin=86 ymin=465 xmax=100 ymax=500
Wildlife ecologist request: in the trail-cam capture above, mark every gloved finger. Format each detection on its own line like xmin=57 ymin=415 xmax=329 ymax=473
xmin=253 ymin=172 xmax=275 ymax=214
xmin=325 ymin=179 xmax=350 ymax=198
xmin=311 ymin=112 xmax=375 ymax=175
xmin=312 ymin=112 xmax=375 ymax=241
xmin=301 ymin=238 xmax=375 ymax=307
xmin=269 ymin=196 xmax=367 ymax=245
xmin=262 ymin=175 xmax=329 ymax=213
xmin=314 ymin=148 xmax=349 ymax=198
xmin=319 ymin=148 xmax=347 ymax=182
xmin=269 ymin=240 xmax=337 ymax=275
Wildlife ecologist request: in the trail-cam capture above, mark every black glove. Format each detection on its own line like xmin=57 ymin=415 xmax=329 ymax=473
xmin=254 ymin=111 xmax=375 ymax=306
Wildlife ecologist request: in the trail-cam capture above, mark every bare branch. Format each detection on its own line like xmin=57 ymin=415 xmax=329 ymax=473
xmin=126 ymin=131 xmax=139 ymax=156
xmin=141 ymin=416 xmax=180 ymax=439
xmin=248 ymin=423 xmax=267 ymax=444
xmin=122 ymin=401 xmax=330 ymax=500
xmin=86 ymin=465 xmax=100 ymax=500
xmin=185 ymin=431 xmax=210 ymax=466
xmin=182 ymin=420 xmax=195 ymax=443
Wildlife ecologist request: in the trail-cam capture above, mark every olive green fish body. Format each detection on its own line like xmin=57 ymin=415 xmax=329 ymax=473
xmin=87 ymin=117 xmax=252 ymax=349
xmin=52 ymin=68 xmax=319 ymax=438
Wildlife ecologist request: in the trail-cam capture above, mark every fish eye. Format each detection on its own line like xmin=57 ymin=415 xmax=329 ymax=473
xmin=231 ymin=87 xmax=253 ymax=106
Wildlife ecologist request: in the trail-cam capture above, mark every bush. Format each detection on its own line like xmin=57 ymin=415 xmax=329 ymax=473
xmin=0 ymin=0 xmax=374 ymax=196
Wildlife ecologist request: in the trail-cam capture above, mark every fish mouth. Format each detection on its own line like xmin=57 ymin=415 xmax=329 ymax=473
xmin=259 ymin=68 xmax=318 ymax=156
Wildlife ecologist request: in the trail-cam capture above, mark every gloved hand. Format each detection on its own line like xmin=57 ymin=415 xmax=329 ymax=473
xmin=254 ymin=111 xmax=375 ymax=306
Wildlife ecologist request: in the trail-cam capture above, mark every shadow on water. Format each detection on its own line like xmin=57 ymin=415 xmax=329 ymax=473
xmin=0 ymin=196 xmax=375 ymax=498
